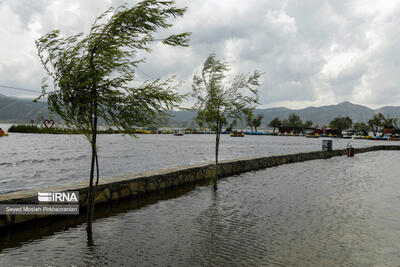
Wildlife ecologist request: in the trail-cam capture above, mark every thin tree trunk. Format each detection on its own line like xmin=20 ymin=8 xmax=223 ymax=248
xmin=86 ymin=51 xmax=98 ymax=234
xmin=87 ymin=102 xmax=98 ymax=234
xmin=214 ymin=122 xmax=220 ymax=191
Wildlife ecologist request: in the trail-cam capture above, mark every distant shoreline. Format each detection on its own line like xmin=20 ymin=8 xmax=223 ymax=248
xmin=7 ymin=124 xmax=137 ymax=135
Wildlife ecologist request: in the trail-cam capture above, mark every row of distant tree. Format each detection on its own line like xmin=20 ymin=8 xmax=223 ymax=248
xmin=267 ymin=114 xmax=313 ymax=133
xmin=265 ymin=112 xmax=398 ymax=136
xmin=323 ymin=113 xmax=398 ymax=136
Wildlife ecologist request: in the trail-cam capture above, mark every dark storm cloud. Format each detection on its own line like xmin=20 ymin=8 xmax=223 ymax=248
xmin=1 ymin=0 xmax=400 ymax=108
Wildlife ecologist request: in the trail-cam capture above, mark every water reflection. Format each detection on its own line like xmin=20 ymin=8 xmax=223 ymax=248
xmin=1 ymin=151 xmax=400 ymax=266
xmin=0 ymin=181 xmax=205 ymax=252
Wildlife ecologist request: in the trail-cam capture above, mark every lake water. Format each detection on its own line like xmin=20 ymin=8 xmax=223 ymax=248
xmin=1 ymin=150 xmax=400 ymax=266
xmin=0 ymin=123 xmax=398 ymax=194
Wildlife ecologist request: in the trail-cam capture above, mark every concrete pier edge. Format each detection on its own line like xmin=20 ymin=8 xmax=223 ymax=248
xmin=1 ymin=145 xmax=399 ymax=229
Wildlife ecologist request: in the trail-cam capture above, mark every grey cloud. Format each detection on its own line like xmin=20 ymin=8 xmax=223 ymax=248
xmin=6 ymin=0 xmax=49 ymax=29
xmin=2 ymin=0 xmax=400 ymax=109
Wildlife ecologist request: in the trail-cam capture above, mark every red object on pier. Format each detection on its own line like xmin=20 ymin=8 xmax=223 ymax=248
xmin=346 ymin=147 xmax=355 ymax=157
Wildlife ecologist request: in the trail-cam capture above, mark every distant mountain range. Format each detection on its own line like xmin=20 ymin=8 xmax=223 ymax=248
xmin=0 ymin=94 xmax=50 ymax=123
xmin=169 ymin=101 xmax=400 ymax=127
xmin=1 ymin=93 xmax=400 ymax=127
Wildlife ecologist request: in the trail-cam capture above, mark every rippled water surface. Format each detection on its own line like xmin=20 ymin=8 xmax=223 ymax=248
xmin=1 ymin=151 xmax=400 ymax=266
xmin=1 ymin=123 xmax=397 ymax=193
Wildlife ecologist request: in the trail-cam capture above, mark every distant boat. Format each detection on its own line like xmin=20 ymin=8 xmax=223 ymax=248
xmin=230 ymin=132 xmax=245 ymax=137
xmin=342 ymin=132 xmax=353 ymax=139
xmin=306 ymin=134 xmax=319 ymax=138
xmin=135 ymin=128 xmax=152 ymax=134
xmin=243 ymin=131 xmax=270 ymax=135
xmin=372 ymin=135 xmax=390 ymax=140
xmin=173 ymin=133 xmax=184 ymax=136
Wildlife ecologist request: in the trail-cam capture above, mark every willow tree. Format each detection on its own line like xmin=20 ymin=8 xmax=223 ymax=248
xmin=192 ymin=54 xmax=261 ymax=190
xmin=35 ymin=0 xmax=190 ymax=233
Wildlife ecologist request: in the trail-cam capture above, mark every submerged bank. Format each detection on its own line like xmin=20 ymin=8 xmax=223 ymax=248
xmin=1 ymin=145 xmax=399 ymax=230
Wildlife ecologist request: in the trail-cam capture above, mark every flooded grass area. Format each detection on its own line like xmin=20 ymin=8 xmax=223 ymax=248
xmin=1 ymin=151 xmax=400 ymax=266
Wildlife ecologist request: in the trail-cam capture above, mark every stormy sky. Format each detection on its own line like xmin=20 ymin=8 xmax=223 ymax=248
xmin=1 ymin=0 xmax=400 ymax=109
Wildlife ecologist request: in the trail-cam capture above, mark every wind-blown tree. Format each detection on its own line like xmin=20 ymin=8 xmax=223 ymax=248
xmin=192 ymin=54 xmax=261 ymax=190
xmin=35 ymin=0 xmax=190 ymax=233
xmin=268 ymin=117 xmax=281 ymax=133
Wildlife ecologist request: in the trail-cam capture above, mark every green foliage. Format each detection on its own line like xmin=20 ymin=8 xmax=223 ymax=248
xmin=7 ymin=124 xmax=137 ymax=134
xmin=329 ymin=116 xmax=353 ymax=131
xmin=287 ymin=113 xmax=303 ymax=128
xmin=192 ymin=54 xmax=261 ymax=130
xmin=303 ymin=120 xmax=313 ymax=128
xmin=246 ymin=112 xmax=263 ymax=131
xmin=246 ymin=113 xmax=254 ymax=129
xmin=368 ymin=113 xmax=384 ymax=136
xmin=35 ymin=0 xmax=190 ymax=140
xmin=225 ymin=119 xmax=237 ymax=132
xmin=281 ymin=113 xmax=303 ymax=129
xmin=368 ymin=113 xmax=398 ymax=136
xmin=192 ymin=53 xmax=261 ymax=189
xmin=382 ymin=117 xmax=397 ymax=129
xmin=8 ymin=124 xmax=68 ymax=134
xmin=35 ymin=0 xmax=190 ymax=232
xmin=353 ymin=122 xmax=369 ymax=135
xmin=8 ymin=124 xmax=44 ymax=133
xmin=278 ymin=114 xmax=312 ymax=133
xmin=251 ymin=114 xmax=264 ymax=132
xmin=268 ymin=117 xmax=281 ymax=132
